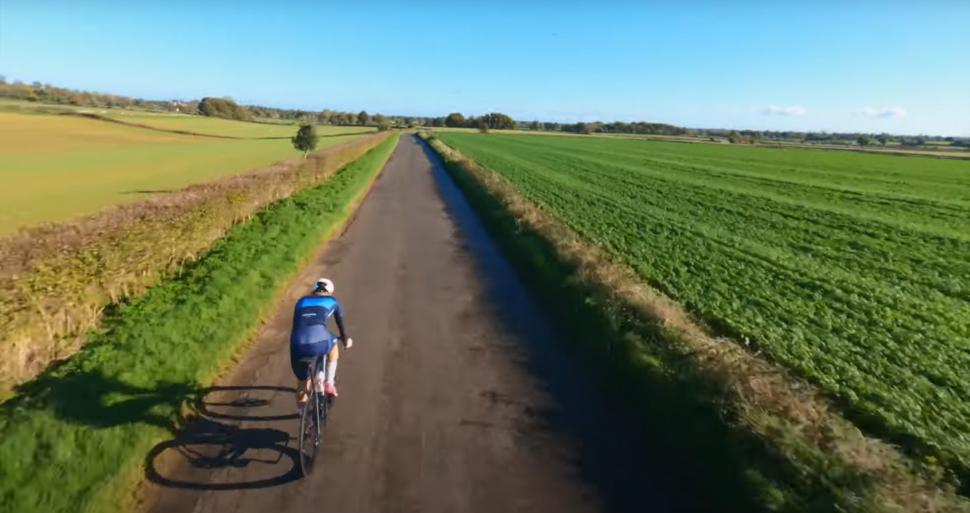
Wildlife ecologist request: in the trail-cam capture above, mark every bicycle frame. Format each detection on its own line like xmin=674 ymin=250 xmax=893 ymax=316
xmin=298 ymin=353 xmax=329 ymax=476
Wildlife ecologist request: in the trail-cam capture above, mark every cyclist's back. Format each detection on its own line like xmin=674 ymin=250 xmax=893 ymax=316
xmin=291 ymin=294 xmax=342 ymax=348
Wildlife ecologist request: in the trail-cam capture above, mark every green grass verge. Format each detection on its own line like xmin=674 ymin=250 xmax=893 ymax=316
xmin=0 ymin=134 xmax=399 ymax=513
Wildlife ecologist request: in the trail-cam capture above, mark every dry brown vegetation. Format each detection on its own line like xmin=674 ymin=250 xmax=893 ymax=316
xmin=0 ymin=133 xmax=390 ymax=395
xmin=423 ymin=134 xmax=969 ymax=513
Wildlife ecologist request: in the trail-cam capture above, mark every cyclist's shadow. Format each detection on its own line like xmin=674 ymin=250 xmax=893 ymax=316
xmin=13 ymin=367 xmax=304 ymax=490
xmin=145 ymin=385 xmax=304 ymax=490
xmin=13 ymin=367 xmax=195 ymax=430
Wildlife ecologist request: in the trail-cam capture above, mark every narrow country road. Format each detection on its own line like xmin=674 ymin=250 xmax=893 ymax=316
xmin=141 ymin=135 xmax=673 ymax=513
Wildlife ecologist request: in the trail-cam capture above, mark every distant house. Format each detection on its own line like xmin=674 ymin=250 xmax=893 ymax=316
xmin=169 ymin=100 xmax=194 ymax=113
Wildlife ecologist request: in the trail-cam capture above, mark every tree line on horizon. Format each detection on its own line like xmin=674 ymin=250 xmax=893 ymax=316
xmin=0 ymin=78 xmax=965 ymax=146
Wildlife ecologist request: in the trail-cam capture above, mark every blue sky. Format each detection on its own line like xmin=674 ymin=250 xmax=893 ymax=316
xmin=1 ymin=1 xmax=968 ymax=135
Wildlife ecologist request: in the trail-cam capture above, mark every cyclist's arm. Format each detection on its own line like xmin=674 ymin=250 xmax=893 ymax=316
xmin=334 ymin=300 xmax=349 ymax=341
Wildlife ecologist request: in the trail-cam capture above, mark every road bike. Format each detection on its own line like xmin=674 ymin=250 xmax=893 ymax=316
xmin=297 ymin=353 xmax=332 ymax=476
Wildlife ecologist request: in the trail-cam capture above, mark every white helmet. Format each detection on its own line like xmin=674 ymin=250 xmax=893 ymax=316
xmin=315 ymin=278 xmax=335 ymax=294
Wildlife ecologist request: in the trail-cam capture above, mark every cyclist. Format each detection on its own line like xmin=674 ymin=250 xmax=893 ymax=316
xmin=290 ymin=278 xmax=353 ymax=405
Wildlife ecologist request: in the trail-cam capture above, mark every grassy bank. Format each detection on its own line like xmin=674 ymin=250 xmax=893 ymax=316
xmin=0 ymin=134 xmax=399 ymax=513
xmin=420 ymin=133 xmax=966 ymax=513
xmin=0 ymin=133 xmax=389 ymax=395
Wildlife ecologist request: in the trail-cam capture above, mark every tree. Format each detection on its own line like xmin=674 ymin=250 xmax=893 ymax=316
xmin=357 ymin=110 xmax=370 ymax=126
xmin=291 ymin=124 xmax=318 ymax=158
xmin=445 ymin=112 xmax=466 ymax=127
xmin=482 ymin=112 xmax=515 ymax=130
xmin=857 ymin=135 xmax=874 ymax=146
xmin=477 ymin=119 xmax=489 ymax=133
xmin=198 ymin=97 xmax=250 ymax=121
xmin=578 ymin=122 xmax=596 ymax=135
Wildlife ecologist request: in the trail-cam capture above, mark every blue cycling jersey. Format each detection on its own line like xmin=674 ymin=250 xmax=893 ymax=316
xmin=290 ymin=294 xmax=347 ymax=348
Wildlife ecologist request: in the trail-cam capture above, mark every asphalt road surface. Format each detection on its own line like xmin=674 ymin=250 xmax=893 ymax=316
xmin=142 ymin=135 xmax=674 ymax=513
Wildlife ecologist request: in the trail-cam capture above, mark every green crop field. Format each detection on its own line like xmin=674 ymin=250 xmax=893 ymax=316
xmin=0 ymin=99 xmax=375 ymax=139
xmin=0 ymin=111 xmax=365 ymax=234
xmin=437 ymin=132 xmax=970 ymax=477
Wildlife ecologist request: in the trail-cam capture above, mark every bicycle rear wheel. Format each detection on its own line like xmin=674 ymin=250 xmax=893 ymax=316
xmin=298 ymin=359 xmax=321 ymax=476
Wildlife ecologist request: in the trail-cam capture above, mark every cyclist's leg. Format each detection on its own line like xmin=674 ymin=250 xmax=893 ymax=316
xmin=322 ymin=340 xmax=340 ymax=396
xmin=313 ymin=353 xmax=327 ymax=394
xmin=290 ymin=345 xmax=313 ymax=405
xmin=325 ymin=343 xmax=339 ymax=385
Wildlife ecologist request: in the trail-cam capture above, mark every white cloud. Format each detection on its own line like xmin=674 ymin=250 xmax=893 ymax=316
xmin=857 ymin=106 xmax=907 ymax=119
xmin=763 ymin=105 xmax=807 ymax=116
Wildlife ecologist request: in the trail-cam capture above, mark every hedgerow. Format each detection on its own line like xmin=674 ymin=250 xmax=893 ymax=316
xmin=0 ymin=133 xmax=389 ymax=394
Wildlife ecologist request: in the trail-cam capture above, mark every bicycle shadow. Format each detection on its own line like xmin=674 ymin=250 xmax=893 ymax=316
xmin=144 ymin=385 xmax=303 ymax=491
xmin=194 ymin=385 xmax=300 ymax=422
